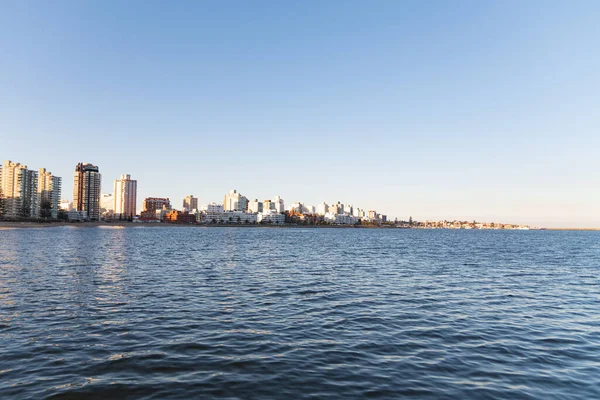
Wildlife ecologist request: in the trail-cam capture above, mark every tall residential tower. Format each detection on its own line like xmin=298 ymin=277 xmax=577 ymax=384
xmin=223 ymin=189 xmax=248 ymax=211
xmin=0 ymin=160 xmax=38 ymax=218
xmin=113 ymin=174 xmax=137 ymax=219
xmin=183 ymin=195 xmax=198 ymax=211
xmin=38 ymin=168 xmax=62 ymax=219
xmin=73 ymin=162 xmax=101 ymax=221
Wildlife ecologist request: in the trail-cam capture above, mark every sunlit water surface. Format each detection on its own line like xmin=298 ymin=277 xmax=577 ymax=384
xmin=1 ymin=227 xmax=599 ymax=399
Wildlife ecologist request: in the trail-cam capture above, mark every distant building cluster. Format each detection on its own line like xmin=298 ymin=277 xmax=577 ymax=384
xmin=1 ymin=158 xmax=532 ymax=229
xmin=0 ymin=160 xmax=61 ymax=220
xmin=397 ymin=219 xmax=533 ymax=230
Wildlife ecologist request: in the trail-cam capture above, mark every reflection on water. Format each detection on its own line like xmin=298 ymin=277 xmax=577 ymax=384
xmin=1 ymin=227 xmax=600 ymax=399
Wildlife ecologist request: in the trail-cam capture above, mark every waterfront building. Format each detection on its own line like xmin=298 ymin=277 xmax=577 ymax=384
xmin=101 ymin=193 xmax=114 ymax=212
xmin=324 ymin=212 xmax=358 ymax=225
xmin=219 ymin=210 xmax=257 ymax=224
xmin=183 ymin=195 xmax=198 ymax=211
xmin=316 ymin=202 xmax=329 ymax=216
xmin=139 ymin=210 xmax=158 ymax=221
xmin=247 ymin=199 xmax=263 ymax=213
xmin=257 ymin=210 xmax=286 ymax=224
xmin=73 ymin=162 xmax=101 ymax=221
xmin=113 ymin=174 xmax=137 ymax=219
xmin=200 ymin=203 xmax=224 ymax=223
xmin=143 ymin=197 xmax=171 ymax=212
xmin=289 ymin=201 xmax=303 ymax=213
xmin=67 ymin=210 xmax=87 ymax=221
xmin=59 ymin=199 xmax=73 ymax=211
xmin=163 ymin=210 xmax=196 ymax=224
xmin=155 ymin=208 xmax=171 ymax=221
xmin=223 ymin=189 xmax=248 ymax=211
xmin=329 ymin=202 xmax=343 ymax=215
xmin=290 ymin=201 xmax=313 ymax=214
xmin=0 ymin=160 xmax=38 ymax=219
xmin=263 ymin=199 xmax=274 ymax=211
xmin=38 ymin=168 xmax=62 ymax=219
xmin=344 ymin=204 xmax=353 ymax=216
xmin=273 ymin=195 xmax=285 ymax=213
xmin=368 ymin=210 xmax=377 ymax=220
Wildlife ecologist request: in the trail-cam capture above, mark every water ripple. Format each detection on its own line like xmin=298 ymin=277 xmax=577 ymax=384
xmin=1 ymin=227 xmax=600 ymax=399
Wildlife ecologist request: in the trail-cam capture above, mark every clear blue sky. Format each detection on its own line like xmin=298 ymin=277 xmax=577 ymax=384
xmin=1 ymin=1 xmax=599 ymax=228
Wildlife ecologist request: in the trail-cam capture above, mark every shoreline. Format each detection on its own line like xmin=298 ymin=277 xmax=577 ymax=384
xmin=0 ymin=221 xmax=390 ymax=229
xmin=0 ymin=221 xmax=597 ymax=230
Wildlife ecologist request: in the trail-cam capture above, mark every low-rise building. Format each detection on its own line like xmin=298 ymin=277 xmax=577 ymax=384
xmin=257 ymin=210 xmax=285 ymax=225
xmin=324 ymin=212 xmax=358 ymax=225
xmin=200 ymin=203 xmax=224 ymax=223
xmin=163 ymin=210 xmax=196 ymax=224
xmin=219 ymin=211 xmax=257 ymax=224
xmin=155 ymin=208 xmax=171 ymax=222
xmin=60 ymin=199 xmax=73 ymax=211
xmin=67 ymin=210 xmax=87 ymax=221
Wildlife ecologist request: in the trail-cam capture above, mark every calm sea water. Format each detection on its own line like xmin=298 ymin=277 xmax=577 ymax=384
xmin=1 ymin=226 xmax=599 ymax=399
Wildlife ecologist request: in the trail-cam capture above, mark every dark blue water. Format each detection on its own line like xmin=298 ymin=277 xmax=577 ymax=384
xmin=1 ymin=227 xmax=599 ymax=399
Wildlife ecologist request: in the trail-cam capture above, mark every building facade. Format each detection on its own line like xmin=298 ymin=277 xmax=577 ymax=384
xmin=163 ymin=210 xmax=196 ymax=224
xmin=38 ymin=168 xmax=62 ymax=219
xmin=263 ymin=199 xmax=273 ymax=211
xmin=273 ymin=195 xmax=285 ymax=213
xmin=200 ymin=203 xmax=224 ymax=223
xmin=142 ymin=197 xmax=171 ymax=212
xmin=113 ymin=174 xmax=137 ymax=219
xmin=101 ymin=193 xmax=114 ymax=212
xmin=257 ymin=210 xmax=286 ymax=224
xmin=59 ymin=199 xmax=73 ymax=211
xmin=324 ymin=212 xmax=358 ymax=225
xmin=219 ymin=211 xmax=257 ymax=224
xmin=0 ymin=160 xmax=38 ymax=219
xmin=183 ymin=195 xmax=198 ymax=211
xmin=247 ymin=199 xmax=263 ymax=213
xmin=73 ymin=162 xmax=102 ymax=221
xmin=223 ymin=189 xmax=248 ymax=211
xmin=316 ymin=202 xmax=329 ymax=216
xmin=344 ymin=204 xmax=353 ymax=216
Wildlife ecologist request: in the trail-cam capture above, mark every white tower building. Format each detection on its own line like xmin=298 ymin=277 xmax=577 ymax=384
xmin=113 ymin=174 xmax=137 ymax=219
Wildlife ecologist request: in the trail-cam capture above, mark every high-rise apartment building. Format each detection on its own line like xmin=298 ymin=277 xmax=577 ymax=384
xmin=73 ymin=162 xmax=102 ymax=221
xmin=183 ymin=195 xmax=198 ymax=211
xmin=316 ymin=202 xmax=329 ymax=216
xmin=273 ymin=195 xmax=285 ymax=213
xmin=0 ymin=160 xmax=38 ymax=218
xmin=263 ymin=199 xmax=273 ymax=211
xmin=223 ymin=189 xmax=248 ymax=211
xmin=247 ymin=199 xmax=263 ymax=213
xmin=113 ymin=174 xmax=137 ymax=219
xmin=344 ymin=204 xmax=353 ymax=216
xmin=38 ymin=168 xmax=62 ymax=219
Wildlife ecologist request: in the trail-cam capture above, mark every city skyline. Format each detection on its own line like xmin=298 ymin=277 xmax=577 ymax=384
xmin=1 ymin=2 xmax=599 ymax=228
xmin=0 ymin=156 xmax=591 ymax=228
